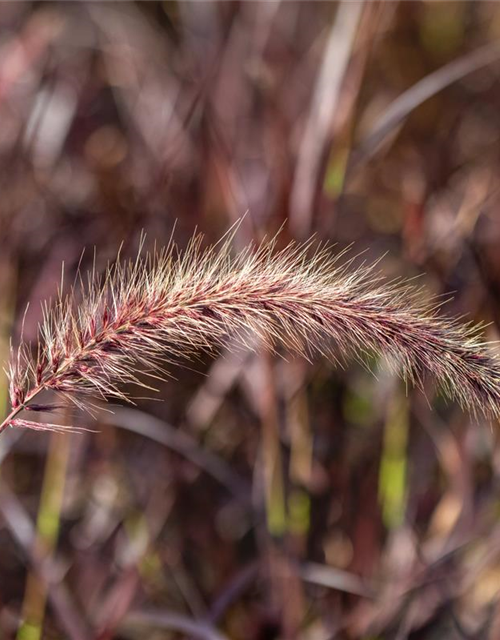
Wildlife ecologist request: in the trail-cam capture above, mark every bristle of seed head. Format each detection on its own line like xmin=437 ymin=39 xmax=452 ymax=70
xmin=4 ymin=233 xmax=500 ymax=431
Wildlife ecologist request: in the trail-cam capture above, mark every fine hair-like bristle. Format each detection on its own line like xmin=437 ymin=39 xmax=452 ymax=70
xmin=2 ymin=233 xmax=500 ymax=434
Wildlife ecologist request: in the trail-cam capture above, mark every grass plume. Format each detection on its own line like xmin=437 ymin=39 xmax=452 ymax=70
xmin=2 ymin=232 xmax=500 ymax=434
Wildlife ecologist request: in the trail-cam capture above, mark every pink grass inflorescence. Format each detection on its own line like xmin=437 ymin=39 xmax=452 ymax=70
xmin=3 ymin=233 xmax=500 ymax=434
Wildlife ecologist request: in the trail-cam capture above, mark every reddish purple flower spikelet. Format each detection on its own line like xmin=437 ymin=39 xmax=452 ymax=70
xmin=10 ymin=419 xmax=95 ymax=434
xmin=5 ymin=233 xmax=500 ymax=429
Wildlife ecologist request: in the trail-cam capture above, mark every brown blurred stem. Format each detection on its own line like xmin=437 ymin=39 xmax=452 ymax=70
xmin=349 ymin=40 xmax=500 ymax=172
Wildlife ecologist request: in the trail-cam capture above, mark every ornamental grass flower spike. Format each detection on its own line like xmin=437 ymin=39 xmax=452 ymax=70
xmin=2 ymin=232 xmax=500 ymax=434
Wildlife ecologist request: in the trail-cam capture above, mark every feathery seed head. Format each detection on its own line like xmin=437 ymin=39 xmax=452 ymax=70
xmin=3 ymin=232 xmax=500 ymax=433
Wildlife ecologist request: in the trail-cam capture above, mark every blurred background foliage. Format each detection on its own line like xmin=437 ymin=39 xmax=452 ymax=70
xmin=1 ymin=1 xmax=500 ymax=639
